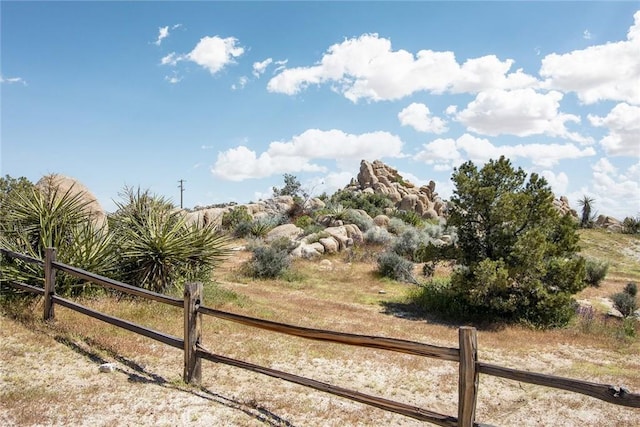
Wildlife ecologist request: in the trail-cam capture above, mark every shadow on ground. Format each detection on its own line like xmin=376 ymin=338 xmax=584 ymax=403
xmin=54 ymin=334 xmax=296 ymax=427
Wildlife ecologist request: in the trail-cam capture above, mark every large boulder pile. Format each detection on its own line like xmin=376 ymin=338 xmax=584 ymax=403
xmin=35 ymin=174 xmax=107 ymax=229
xmin=553 ymin=196 xmax=579 ymax=220
xmin=342 ymin=160 xmax=447 ymax=220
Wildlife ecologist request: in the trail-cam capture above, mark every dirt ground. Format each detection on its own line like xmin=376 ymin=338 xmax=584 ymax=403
xmin=1 ymin=243 xmax=639 ymax=426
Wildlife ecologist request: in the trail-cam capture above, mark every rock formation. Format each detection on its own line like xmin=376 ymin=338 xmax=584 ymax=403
xmin=35 ymin=174 xmax=107 ymax=229
xmin=343 ymin=160 xmax=446 ymax=219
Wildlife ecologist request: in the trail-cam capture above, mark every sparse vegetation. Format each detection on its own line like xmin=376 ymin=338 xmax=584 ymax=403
xmin=376 ymin=251 xmax=416 ymax=283
xmin=244 ymin=239 xmax=292 ymax=279
xmin=584 ymin=258 xmax=609 ymax=286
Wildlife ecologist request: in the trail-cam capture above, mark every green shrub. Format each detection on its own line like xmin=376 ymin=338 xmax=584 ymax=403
xmin=391 ymin=227 xmax=434 ymax=261
xmin=329 ymin=190 xmax=394 ymax=218
xmin=364 ymin=226 xmax=394 ymax=245
xmin=345 ymin=210 xmax=374 ymax=232
xmin=377 ymin=251 xmax=416 ymax=283
xmin=232 ymin=220 xmax=252 ymax=238
xmin=295 ymin=215 xmax=314 ymax=229
xmin=612 ymin=292 xmax=637 ymax=317
xmin=387 ymin=217 xmax=408 ymax=235
xmin=410 ymin=277 xmax=467 ymax=320
xmin=392 ymin=210 xmax=423 ymax=228
xmin=222 ymin=206 xmax=252 ymax=230
xmin=246 ymin=243 xmax=291 ymax=279
xmin=584 ymin=258 xmax=609 ymax=286
xmin=621 ymin=216 xmax=640 ymax=234
xmin=624 ymin=282 xmax=638 ymax=297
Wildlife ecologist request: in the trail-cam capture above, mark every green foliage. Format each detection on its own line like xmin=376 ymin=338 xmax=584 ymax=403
xmin=392 ymin=210 xmax=423 ymax=228
xmin=425 ymin=156 xmax=586 ymax=327
xmin=364 ymin=226 xmax=394 ymax=245
xmin=245 ymin=241 xmax=291 ymax=279
xmin=612 ymin=292 xmax=637 ymax=317
xmin=411 ymin=277 xmax=468 ymax=320
xmin=584 ymin=258 xmax=609 ymax=286
xmin=387 ymin=217 xmax=408 ymax=235
xmin=330 ymin=190 xmax=394 ymax=218
xmin=622 ymin=216 xmax=640 ymax=234
xmin=391 ymin=227 xmax=432 ymax=261
xmin=376 ymin=251 xmax=416 ymax=283
xmin=0 ymin=175 xmax=34 ymax=219
xmin=272 ymin=173 xmax=308 ymax=201
xmin=248 ymin=217 xmax=277 ymax=238
xmin=344 ymin=209 xmax=374 ymax=232
xmin=110 ymin=188 xmax=229 ymax=293
xmin=577 ymin=195 xmax=596 ymax=228
xmin=222 ymin=206 xmax=252 ymax=231
xmin=0 ymin=175 xmax=116 ymax=295
xmin=611 ymin=282 xmax=638 ymax=318
xmin=294 ymin=215 xmax=314 ymax=229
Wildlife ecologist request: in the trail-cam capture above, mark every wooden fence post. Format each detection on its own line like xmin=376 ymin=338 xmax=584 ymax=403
xmin=458 ymin=326 xmax=478 ymax=427
xmin=43 ymin=247 xmax=56 ymax=321
xmin=184 ymin=282 xmax=203 ymax=384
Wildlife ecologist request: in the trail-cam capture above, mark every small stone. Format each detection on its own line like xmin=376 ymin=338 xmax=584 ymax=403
xmin=99 ymin=363 xmax=116 ymax=373
xmin=378 ymin=290 xmax=387 ymax=294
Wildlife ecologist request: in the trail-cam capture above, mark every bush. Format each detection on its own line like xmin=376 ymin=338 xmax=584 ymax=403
xmin=392 ymin=210 xmax=423 ymax=228
xmin=622 ymin=216 xmax=640 ymax=234
xmin=584 ymin=258 xmax=609 ymax=286
xmin=329 ymin=190 xmax=394 ymax=218
xmin=411 ymin=278 xmax=467 ymax=320
xmin=345 ymin=210 xmax=374 ymax=232
xmin=391 ymin=227 xmax=433 ymax=261
xmin=222 ymin=206 xmax=252 ymax=231
xmin=612 ymin=292 xmax=637 ymax=317
xmin=387 ymin=217 xmax=408 ymax=235
xmin=624 ymin=282 xmax=638 ymax=297
xmin=364 ymin=226 xmax=394 ymax=245
xmin=246 ymin=243 xmax=291 ymax=279
xmin=377 ymin=251 xmax=416 ymax=283
xmin=295 ymin=215 xmax=314 ymax=229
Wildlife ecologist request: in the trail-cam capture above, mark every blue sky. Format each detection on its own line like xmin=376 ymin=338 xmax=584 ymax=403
xmin=1 ymin=2 xmax=639 ymax=219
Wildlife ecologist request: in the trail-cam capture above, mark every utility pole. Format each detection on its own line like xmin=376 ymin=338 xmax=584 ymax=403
xmin=178 ymin=179 xmax=186 ymax=209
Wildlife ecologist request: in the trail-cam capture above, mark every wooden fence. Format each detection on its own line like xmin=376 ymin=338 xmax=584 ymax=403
xmin=1 ymin=247 xmax=639 ymax=426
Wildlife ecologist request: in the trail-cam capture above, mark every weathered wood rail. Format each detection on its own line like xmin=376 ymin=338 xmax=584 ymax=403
xmin=2 ymin=247 xmax=639 ymax=426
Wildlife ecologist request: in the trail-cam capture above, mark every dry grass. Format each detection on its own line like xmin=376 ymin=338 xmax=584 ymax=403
xmin=1 ymin=233 xmax=640 ymax=426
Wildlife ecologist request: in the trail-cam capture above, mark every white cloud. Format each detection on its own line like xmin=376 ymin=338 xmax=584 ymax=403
xmin=164 ymin=74 xmax=182 ymax=84
xmin=0 ymin=75 xmax=27 ymax=85
xmin=540 ymin=11 xmax=640 ymax=105
xmin=455 ymin=88 xmax=592 ymax=143
xmin=413 ymin=133 xmax=595 ymax=170
xmin=154 ymin=24 xmax=182 ymax=46
xmin=540 ymin=170 xmax=569 ymax=195
xmin=211 ymin=129 xmax=405 ymax=180
xmin=187 ymin=36 xmax=244 ymax=75
xmin=398 ymin=103 xmax=448 ymax=134
xmin=583 ymin=158 xmax=640 ymax=218
xmin=583 ymin=29 xmax=592 ymax=40
xmin=267 ymin=33 xmax=538 ymax=102
xmin=231 ymin=76 xmax=249 ymax=90
xmin=154 ymin=26 xmax=169 ymax=46
xmin=253 ymin=58 xmax=273 ymax=77
xmin=161 ymin=52 xmax=180 ymax=66
xmin=588 ymin=103 xmax=640 ymax=156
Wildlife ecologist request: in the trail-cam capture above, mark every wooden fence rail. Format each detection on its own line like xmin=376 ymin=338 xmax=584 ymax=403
xmin=1 ymin=247 xmax=639 ymax=427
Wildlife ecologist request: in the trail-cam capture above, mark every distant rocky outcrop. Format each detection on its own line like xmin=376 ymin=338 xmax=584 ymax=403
xmin=35 ymin=174 xmax=107 ymax=229
xmin=342 ymin=160 xmax=446 ymax=219
xmin=553 ymin=196 xmax=579 ymax=220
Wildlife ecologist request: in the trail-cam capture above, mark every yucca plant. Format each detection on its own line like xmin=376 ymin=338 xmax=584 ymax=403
xmin=0 ymin=176 xmax=114 ymax=295
xmin=110 ymin=188 xmax=230 ymax=293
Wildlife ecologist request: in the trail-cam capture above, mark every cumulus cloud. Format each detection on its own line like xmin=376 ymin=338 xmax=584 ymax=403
xmin=253 ymin=58 xmax=273 ymax=77
xmin=540 ymin=11 xmax=640 ymax=105
xmin=455 ymin=88 xmax=592 ymax=143
xmin=588 ymin=103 xmax=640 ymax=156
xmin=211 ymin=129 xmax=405 ymax=180
xmin=580 ymin=158 xmax=640 ymax=218
xmin=540 ymin=170 xmax=569 ymax=195
xmin=0 ymin=75 xmax=27 ymax=85
xmin=413 ymin=133 xmax=595 ymax=170
xmin=187 ymin=36 xmax=244 ymax=74
xmin=266 ymin=33 xmax=538 ymax=102
xmin=398 ymin=103 xmax=448 ymax=134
